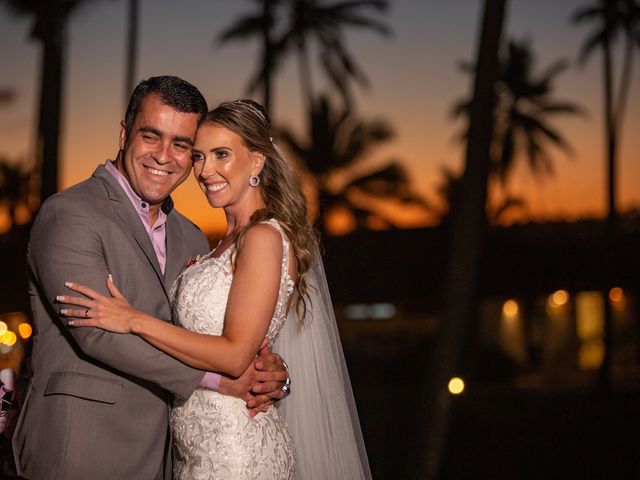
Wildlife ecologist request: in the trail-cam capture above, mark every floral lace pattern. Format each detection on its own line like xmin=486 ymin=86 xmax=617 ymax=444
xmin=170 ymin=220 xmax=296 ymax=479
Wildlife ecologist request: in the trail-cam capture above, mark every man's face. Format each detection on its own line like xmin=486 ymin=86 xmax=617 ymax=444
xmin=118 ymin=94 xmax=200 ymax=206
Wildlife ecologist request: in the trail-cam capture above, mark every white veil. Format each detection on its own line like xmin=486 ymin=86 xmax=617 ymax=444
xmin=274 ymin=247 xmax=372 ymax=480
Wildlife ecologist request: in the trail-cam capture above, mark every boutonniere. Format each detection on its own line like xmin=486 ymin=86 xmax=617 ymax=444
xmin=186 ymin=255 xmax=202 ymax=268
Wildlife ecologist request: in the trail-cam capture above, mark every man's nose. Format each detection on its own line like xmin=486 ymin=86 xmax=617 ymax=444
xmin=152 ymin=141 xmax=172 ymax=164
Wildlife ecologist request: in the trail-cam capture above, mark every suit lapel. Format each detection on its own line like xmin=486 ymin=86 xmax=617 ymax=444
xmin=93 ymin=165 xmax=168 ymax=297
xmin=164 ymin=215 xmax=186 ymax=293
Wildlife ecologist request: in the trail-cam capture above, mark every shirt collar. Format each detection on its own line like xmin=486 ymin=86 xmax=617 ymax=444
xmin=105 ymin=160 xmax=174 ymax=215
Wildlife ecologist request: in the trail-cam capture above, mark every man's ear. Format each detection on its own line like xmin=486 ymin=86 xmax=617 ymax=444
xmin=119 ymin=121 xmax=127 ymax=150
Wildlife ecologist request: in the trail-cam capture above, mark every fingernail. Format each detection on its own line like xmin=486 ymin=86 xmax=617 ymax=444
xmin=65 ymin=282 xmax=72 ymax=287
xmin=108 ymin=274 xmax=113 ymax=281
xmin=56 ymin=296 xmax=64 ymax=302
xmin=68 ymin=320 xmax=74 ymax=326
xmin=60 ymin=309 xmax=68 ymax=315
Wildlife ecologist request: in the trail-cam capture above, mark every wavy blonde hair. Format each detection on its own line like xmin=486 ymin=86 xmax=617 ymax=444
xmin=203 ymin=99 xmax=317 ymax=321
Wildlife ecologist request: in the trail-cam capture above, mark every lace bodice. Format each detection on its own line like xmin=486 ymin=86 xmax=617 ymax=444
xmin=169 ymin=219 xmax=296 ymax=480
xmin=170 ymin=219 xmax=295 ymax=343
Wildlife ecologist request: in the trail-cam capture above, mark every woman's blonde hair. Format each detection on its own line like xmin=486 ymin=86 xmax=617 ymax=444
xmin=204 ymin=99 xmax=317 ymax=321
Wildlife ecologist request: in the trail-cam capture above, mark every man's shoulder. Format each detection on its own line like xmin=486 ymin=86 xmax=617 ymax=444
xmin=38 ymin=176 xmax=107 ymax=219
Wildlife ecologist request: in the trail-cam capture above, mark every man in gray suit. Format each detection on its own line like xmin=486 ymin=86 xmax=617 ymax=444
xmin=13 ymin=76 xmax=287 ymax=479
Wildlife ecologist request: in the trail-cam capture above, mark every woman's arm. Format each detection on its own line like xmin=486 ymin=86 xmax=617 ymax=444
xmin=62 ymin=224 xmax=284 ymax=378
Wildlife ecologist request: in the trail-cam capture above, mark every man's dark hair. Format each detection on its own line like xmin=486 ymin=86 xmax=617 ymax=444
xmin=123 ymin=76 xmax=208 ymax=140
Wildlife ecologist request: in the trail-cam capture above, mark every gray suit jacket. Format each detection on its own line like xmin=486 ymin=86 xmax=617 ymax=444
xmin=13 ymin=164 xmax=211 ymax=480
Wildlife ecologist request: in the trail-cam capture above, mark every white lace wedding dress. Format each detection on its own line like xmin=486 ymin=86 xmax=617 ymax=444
xmin=170 ymin=219 xmax=296 ymax=480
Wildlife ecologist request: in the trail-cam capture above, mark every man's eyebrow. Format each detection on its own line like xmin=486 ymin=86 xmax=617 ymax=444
xmin=139 ymin=126 xmax=162 ymax=137
xmin=139 ymin=127 xmax=194 ymax=146
xmin=173 ymin=135 xmax=194 ymax=146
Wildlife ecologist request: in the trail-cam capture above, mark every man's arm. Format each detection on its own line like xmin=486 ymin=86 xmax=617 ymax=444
xmin=30 ymin=197 xmax=204 ymax=399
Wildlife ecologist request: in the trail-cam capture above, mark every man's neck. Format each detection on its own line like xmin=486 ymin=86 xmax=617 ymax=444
xmin=113 ymin=154 xmax=161 ymax=226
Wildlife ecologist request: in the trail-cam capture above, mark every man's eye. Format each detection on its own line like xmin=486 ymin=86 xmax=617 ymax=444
xmin=175 ymin=143 xmax=189 ymax=151
xmin=142 ymin=134 xmax=158 ymax=142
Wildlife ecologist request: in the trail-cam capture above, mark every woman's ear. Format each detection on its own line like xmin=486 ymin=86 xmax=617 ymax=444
xmin=251 ymin=151 xmax=266 ymax=176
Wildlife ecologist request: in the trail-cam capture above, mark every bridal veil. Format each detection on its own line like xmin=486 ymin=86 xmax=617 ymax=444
xmin=274 ymin=248 xmax=372 ymax=480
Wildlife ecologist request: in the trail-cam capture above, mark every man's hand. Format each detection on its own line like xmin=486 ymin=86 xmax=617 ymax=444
xmin=217 ymin=338 xmax=288 ymax=417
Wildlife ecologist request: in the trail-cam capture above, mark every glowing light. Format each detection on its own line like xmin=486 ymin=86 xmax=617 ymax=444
xmin=578 ymin=339 xmax=604 ymax=370
xmin=1 ymin=330 xmax=17 ymax=347
xmin=0 ymin=321 xmax=7 ymax=336
xmin=502 ymin=299 xmax=519 ymax=317
xmin=18 ymin=323 xmax=33 ymax=339
xmin=343 ymin=303 xmax=396 ymax=320
xmin=551 ymin=290 xmax=569 ymax=306
xmin=448 ymin=377 xmax=465 ymax=395
xmin=609 ymin=287 xmax=623 ymax=303
xmin=575 ymin=291 xmax=604 ymax=341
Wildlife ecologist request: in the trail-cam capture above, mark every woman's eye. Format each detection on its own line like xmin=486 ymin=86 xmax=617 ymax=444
xmin=192 ymin=152 xmax=204 ymax=162
xmin=216 ymin=150 xmax=228 ymax=159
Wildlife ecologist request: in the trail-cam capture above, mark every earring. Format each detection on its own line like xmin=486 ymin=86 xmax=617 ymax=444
xmin=249 ymin=175 xmax=260 ymax=187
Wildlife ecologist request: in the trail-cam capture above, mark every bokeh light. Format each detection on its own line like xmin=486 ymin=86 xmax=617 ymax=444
xmin=551 ymin=289 xmax=569 ymax=306
xmin=1 ymin=330 xmax=17 ymax=347
xmin=18 ymin=323 xmax=33 ymax=339
xmin=448 ymin=377 xmax=465 ymax=395
xmin=0 ymin=321 xmax=7 ymax=336
xmin=609 ymin=287 xmax=623 ymax=303
xmin=502 ymin=299 xmax=519 ymax=318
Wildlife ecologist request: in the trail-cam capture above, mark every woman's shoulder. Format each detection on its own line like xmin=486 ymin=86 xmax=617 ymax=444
xmin=244 ymin=220 xmax=285 ymax=246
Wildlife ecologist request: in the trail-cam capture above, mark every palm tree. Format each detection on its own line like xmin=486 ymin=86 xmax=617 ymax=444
xmin=217 ymin=0 xmax=283 ymax=112
xmin=434 ymin=165 xmax=525 ymax=227
xmin=124 ymin=0 xmax=138 ymax=106
xmin=573 ymin=0 xmax=640 ymax=224
xmin=0 ymin=158 xmax=32 ymax=229
xmin=420 ymin=0 xmax=507 ymax=477
xmin=452 ymin=38 xmax=584 ymax=183
xmin=0 ymin=0 xmax=94 ymax=203
xmin=572 ymin=0 xmax=640 ymax=391
xmin=279 ymin=94 xmax=428 ymax=235
xmin=277 ymin=0 xmax=390 ymax=107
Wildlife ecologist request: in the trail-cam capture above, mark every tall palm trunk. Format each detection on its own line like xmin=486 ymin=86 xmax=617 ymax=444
xmin=261 ymin=0 xmax=275 ymax=112
xmin=36 ymin=12 xmax=66 ymax=202
xmin=296 ymin=39 xmax=314 ymax=110
xmin=124 ymin=0 xmax=139 ymax=105
xmin=420 ymin=0 xmax=507 ymax=477
xmin=598 ymin=6 xmax=616 ymax=393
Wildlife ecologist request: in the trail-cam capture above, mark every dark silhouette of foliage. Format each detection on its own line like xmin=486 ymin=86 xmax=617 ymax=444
xmin=0 ymin=0 xmax=102 ymax=203
xmin=217 ymin=0 xmax=283 ymax=111
xmin=420 ymin=0 xmax=507 ymax=477
xmin=453 ymin=38 xmax=584 ymax=183
xmin=572 ymin=0 xmax=640 ymax=393
xmin=434 ymin=165 xmax=525 ymax=226
xmin=276 ymin=0 xmax=391 ymax=106
xmin=219 ymin=0 xmax=390 ymax=110
xmin=279 ymin=94 xmax=427 ymax=234
xmin=0 ymin=158 xmax=32 ymax=229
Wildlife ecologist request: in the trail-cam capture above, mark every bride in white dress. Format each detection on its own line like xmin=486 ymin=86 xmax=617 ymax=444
xmin=61 ymin=99 xmax=371 ymax=479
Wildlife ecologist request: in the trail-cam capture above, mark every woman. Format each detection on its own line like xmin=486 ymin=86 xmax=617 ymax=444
xmin=59 ymin=99 xmax=371 ymax=480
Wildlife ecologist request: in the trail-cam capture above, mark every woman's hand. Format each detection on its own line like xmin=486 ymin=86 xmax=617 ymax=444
xmin=58 ymin=275 xmax=137 ymax=334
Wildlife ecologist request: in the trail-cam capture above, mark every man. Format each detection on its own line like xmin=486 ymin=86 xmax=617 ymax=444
xmin=13 ymin=76 xmax=287 ymax=479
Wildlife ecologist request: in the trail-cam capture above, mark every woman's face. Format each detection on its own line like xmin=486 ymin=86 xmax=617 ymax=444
xmin=191 ymin=123 xmax=264 ymax=210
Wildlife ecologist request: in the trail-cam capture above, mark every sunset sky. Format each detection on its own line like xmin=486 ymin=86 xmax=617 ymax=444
xmin=1 ymin=0 xmax=639 ymax=235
